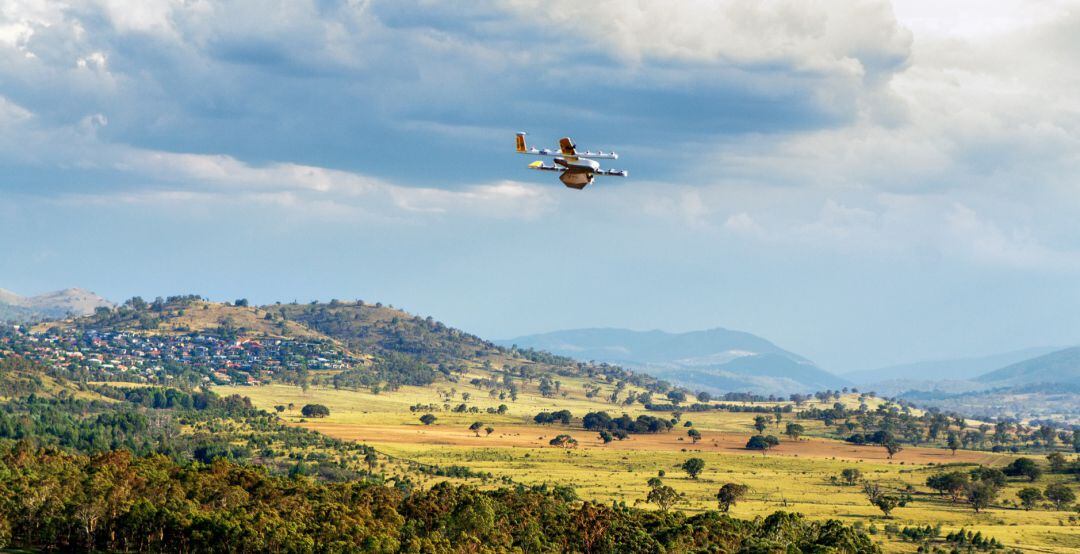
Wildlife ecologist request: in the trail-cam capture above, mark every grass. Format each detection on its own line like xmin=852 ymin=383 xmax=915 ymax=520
xmin=217 ymin=382 xmax=1080 ymax=553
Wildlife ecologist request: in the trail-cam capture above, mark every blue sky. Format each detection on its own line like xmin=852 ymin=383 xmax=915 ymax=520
xmin=2 ymin=0 xmax=1080 ymax=372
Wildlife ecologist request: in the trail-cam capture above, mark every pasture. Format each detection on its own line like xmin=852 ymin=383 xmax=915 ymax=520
xmin=218 ymin=383 xmax=1080 ymax=552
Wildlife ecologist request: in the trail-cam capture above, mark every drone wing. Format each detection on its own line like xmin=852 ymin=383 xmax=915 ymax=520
xmin=516 ymin=132 xmax=619 ymax=159
xmin=527 ymin=161 xmax=562 ymax=172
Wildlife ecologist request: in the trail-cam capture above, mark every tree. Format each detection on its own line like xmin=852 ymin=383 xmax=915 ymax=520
xmin=970 ymin=466 xmax=1007 ymax=488
xmin=598 ymin=430 xmax=613 ymax=444
xmin=840 ymin=468 xmax=863 ymax=485
xmin=646 ymin=484 xmax=683 ymax=512
xmin=883 ymin=439 xmax=903 ymax=459
xmin=716 ymin=483 xmax=749 ymax=513
xmin=785 ymin=422 xmax=804 ymax=441
xmin=1004 ymin=458 xmax=1042 ymax=482
xmin=300 ymin=404 xmax=330 ymax=418
xmin=469 ymin=421 xmax=484 ymax=437
xmin=947 ymin=432 xmax=961 ymax=455
xmin=926 ymin=472 xmax=968 ymax=503
xmin=753 ymin=415 xmax=770 ymax=434
xmin=687 ymin=429 xmax=701 ymax=443
xmin=549 ymin=434 xmax=578 ymax=448
xmin=274 ymin=405 xmax=285 ymax=413
xmin=419 ymin=413 xmax=437 ymax=425
xmin=1044 ymin=483 xmax=1076 ymax=510
xmin=746 ymin=435 xmax=778 ymax=455
xmin=863 ymin=482 xmax=900 ymax=518
xmin=485 ymin=426 xmax=494 ymax=436
xmin=966 ymin=481 xmax=998 ymax=513
xmin=666 ymin=390 xmax=687 ymax=405
xmin=1017 ymin=487 xmax=1043 ymax=510
xmin=364 ymin=451 xmax=378 ymax=472
xmin=681 ymin=457 xmax=705 ymax=479
xmin=1047 ymin=452 xmax=1067 ymax=472
xmin=1038 ymin=424 xmax=1056 ymax=446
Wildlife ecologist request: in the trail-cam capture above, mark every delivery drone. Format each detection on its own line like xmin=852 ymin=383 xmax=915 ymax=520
xmin=515 ymin=132 xmax=628 ymax=189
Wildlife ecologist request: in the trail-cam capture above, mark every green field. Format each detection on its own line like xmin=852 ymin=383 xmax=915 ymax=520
xmin=219 ymin=382 xmax=1080 ymax=553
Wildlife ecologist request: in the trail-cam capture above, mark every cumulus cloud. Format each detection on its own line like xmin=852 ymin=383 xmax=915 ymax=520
xmin=504 ymin=0 xmax=911 ymax=76
xmin=1 ymin=0 xmax=1079 ymax=270
xmin=0 ymin=0 xmax=916 ymax=177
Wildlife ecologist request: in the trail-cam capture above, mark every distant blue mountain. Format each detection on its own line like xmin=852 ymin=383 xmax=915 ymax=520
xmin=498 ymin=327 xmax=848 ymax=395
xmin=844 ymin=346 xmax=1062 ymax=386
xmin=976 ymin=346 xmax=1080 ymax=386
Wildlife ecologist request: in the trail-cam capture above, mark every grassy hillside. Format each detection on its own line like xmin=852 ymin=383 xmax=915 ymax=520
xmin=222 ymin=379 xmax=1080 ymax=553
xmin=40 ymin=297 xmax=323 ymax=340
xmin=273 ymin=300 xmax=497 ymax=364
xmin=0 ymin=345 xmax=885 ymax=552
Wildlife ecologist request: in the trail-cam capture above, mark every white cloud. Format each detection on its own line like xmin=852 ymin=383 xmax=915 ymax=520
xmin=503 ymin=0 xmax=911 ymax=76
xmin=723 ymin=212 xmax=761 ymax=235
xmin=0 ymin=94 xmax=31 ymax=122
xmin=3 ymin=0 xmax=1080 ymax=271
xmin=64 ymin=143 xmax=560 ymax=222
xmin=942 ymin=203 xmax=1080 ymax=270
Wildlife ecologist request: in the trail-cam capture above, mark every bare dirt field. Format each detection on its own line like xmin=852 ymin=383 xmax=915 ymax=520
xmin=297 ymin=421 xmax=1005 ymax=465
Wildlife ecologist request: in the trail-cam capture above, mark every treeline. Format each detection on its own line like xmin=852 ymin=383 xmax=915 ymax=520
xmin=0 ymin=357 xmax=380 ymax=481
xmin=644 ymin=402 xmax=794 ymax=414
xmin=331 ymin=351 xmax=444 ymax=390
xmin=582 ymin=411 xmax=674 ymax=434
xmin=90 ymin=384 xmax=235 ymax=412
xmin=0 ymin=443 xmax=879 ymax=553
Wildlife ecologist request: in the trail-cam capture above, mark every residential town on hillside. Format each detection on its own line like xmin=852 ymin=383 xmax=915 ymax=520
xmin=0 ymin=324 xmax=359 ymax=386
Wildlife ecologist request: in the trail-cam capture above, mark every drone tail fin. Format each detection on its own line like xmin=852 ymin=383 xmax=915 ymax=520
xmin=515 ymin=132 xmax=527 ymax=153
xmin=559 ymin=137 xmax=577 ymax=156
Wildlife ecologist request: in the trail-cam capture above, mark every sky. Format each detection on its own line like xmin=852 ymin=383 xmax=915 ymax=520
xmin=2 ymin=0 xmax=1080 ymax=373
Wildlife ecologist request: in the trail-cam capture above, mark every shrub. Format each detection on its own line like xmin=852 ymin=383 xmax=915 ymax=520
xmin=300 ymin=404 xmax=330 ymax=418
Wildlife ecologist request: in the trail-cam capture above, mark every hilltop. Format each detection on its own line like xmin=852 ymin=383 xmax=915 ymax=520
xmin=0 ymin=287 xmax=113 ymax=322
xmin=39 ymin=295 xmax=325 ymax=340
xmin=30 ymin=295 xmax=668 ymax=396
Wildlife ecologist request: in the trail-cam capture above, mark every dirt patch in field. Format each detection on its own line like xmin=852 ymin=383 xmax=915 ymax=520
xmin=296 ymin=422 xmax=1004 ymax=465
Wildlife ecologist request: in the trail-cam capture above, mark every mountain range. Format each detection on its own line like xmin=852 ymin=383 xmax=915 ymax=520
xmin=0 ymin=287 xmax=113 ymax=322
xmin=975 ymin=346 xmax=1080 ymax=387
xmin=844 ymin=346 xmax=1062 ymax=385
xmin=498 ymin=327 xmax=849 ymax=395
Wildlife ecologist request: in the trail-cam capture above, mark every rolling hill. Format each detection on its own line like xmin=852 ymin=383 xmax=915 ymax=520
xmin=844 ymin=346 xmax=1062 ymax=385
xmin=499 ymin=327 xmax=848 ymax=395
xmin=891 ymin=346 xmax=1080 ymax=423
xmin=843 ymin=346 xmax=1063 ymax=396
xmin=0 ymin=287 xmax=113 ymax=322
xmin=976 ymin=346 xmax=1080 ymax=387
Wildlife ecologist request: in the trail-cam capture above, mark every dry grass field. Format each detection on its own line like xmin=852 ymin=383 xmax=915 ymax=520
xmin=217 ymin=382 xmax=1080 ymax=553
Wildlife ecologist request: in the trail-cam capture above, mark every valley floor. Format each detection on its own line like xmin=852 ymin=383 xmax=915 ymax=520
xmin=218 ymin=383 xmax=1080 ymax=553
